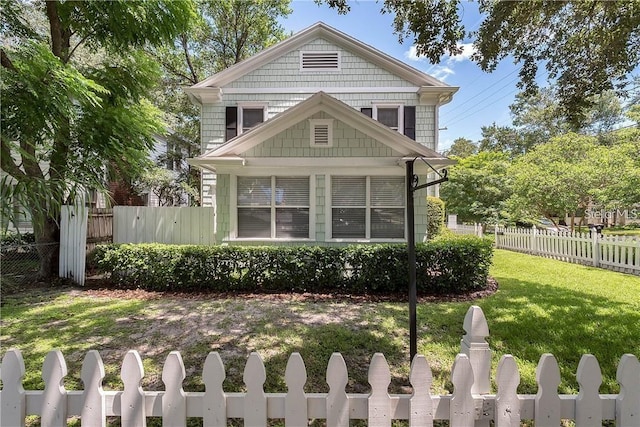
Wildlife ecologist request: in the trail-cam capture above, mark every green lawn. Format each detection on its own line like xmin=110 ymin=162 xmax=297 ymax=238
xmin=1 ymin=249 xmax=638 ymax=399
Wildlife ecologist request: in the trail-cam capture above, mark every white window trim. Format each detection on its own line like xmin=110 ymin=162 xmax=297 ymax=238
xmin=309 ymin=119 xmax=334 ymax=147
xmin=373 ymin=103 xmax=404 ymax=133
xmin=230 ymin=174 xmax=314 ymax=241
xmin=237 ymin=102 xmax=268 ymax=135
xmin=326 ymin=174 xmax=406 ymax=243
xmin=299 ymin=50 xmax=341 ymax=72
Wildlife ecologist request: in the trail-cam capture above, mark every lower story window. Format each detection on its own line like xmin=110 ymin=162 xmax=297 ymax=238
xmin=331 ymin=176 xmax=405 ymax=239
xmin=237 ymin=176 xmax=310 ymax=238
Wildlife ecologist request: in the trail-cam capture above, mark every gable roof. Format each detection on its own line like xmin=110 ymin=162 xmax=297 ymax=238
xmin=187 ymin=22 xmax=456 ymax=102
xmin=191 ymin=92 xmax=453 ymax=168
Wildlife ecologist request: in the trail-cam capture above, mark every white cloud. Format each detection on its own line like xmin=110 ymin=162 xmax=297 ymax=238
xmin=431 ymin=66 xmax=455 ymax=81
xmin=404 ymin=46 xmax=424 ymax=62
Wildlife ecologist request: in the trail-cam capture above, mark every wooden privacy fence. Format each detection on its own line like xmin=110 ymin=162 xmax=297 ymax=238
xmin=493 ymin=227 xmax=640 ymax=275
xmin=2 ymin=306 xmax=639 ymax=427
xmin=113 ymin=206 xmax=215 ymax=245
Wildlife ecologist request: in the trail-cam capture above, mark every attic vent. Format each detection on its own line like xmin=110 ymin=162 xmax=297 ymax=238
xmin=310 ymin=119 xmax=334 ymax=147
xmin=301 ymin=51 xmax=340 ymax=71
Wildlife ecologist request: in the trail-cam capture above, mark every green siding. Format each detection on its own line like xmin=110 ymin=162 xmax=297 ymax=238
xmin=226 ymin=39 xmax=415 ymax=89
xmin=244 ymin=112 xmax=404 ymax=158
xmin=216 ymin=174 xmax=230 ymax=241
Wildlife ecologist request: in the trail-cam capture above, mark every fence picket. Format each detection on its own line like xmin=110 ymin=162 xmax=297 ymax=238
xmin=162 ymin=351 xmax=187 ymax=426
xmin=616 ymin=354 xmax=640 ymax=427
xmin=450 ymin=354 xmax=475 ymax=426
xmin=81 ymin=350 xmax=106 ymax=427
xmin=495 ymin=355 xmax=520 ymax=427
xmin=285 ymin=352 xmax=307 ymax=426
xmin=244 ymin=352 xmax=267 ymax=426
xmin=535 ymin=354 xmax=561 ymax=427
xmin=120 ymin=350 xmax=146 ymax=427
xmin=368 ymin=353 xmax=392 ymax=427
xmin=326 ymin=352 xmax=349 ymax=427
xmin=202 ymin=352 xmax=226 ymax=427
xmin=1 ymin=349 xmax=26 ymax=427
xmin=576 ymin=354 xmax=602 ymax=427
xmin=41 ymin=350 xmax=68 ymax=427
xmin=409 ymin=355 xmax=434 ymax=427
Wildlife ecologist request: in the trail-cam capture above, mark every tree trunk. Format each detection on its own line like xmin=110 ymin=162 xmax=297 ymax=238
xmin=30 ymin=203 xmax=60 ymax=280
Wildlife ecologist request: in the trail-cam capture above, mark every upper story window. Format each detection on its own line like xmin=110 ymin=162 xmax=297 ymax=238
xmin=309 ymin=119 xmax=334 ymax=147
xmin=300 ymin=51 xmax=341 ymax=71
xmin=361 ymin=104 xmax=416 ymax=140
xmin=225 ymin=103 xmax=268 ymax=141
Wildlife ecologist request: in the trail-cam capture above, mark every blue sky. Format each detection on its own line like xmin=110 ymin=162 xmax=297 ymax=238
xmin=281 ymin=0 xmax=524 ymax=151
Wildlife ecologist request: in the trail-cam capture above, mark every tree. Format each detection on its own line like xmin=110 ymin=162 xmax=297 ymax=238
xmin=477 ymin=123 xmax=530 ymax=157
xmin=444 ymin=137 xmax=477 ymax=158
xmin=508 ymin=133 xmax=602 ymax=229
xmin=148 ymin=0 xmax=292 ymax=204
xmin=439 ymin=151 xmax=513 ymax=225
xmin=1 ymin=0 xmax=195 ymax=278
xmin=323 ymin=0 xmax=640 ymax=128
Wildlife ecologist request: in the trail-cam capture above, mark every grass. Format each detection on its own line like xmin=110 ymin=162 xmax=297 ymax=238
xmin=1 ymin=250 xmax=638 ymax=404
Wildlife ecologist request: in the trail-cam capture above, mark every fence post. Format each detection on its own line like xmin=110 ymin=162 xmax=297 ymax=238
xmin=592 ymin=232 xmax=600 ymax=268
xmin=530 ymin=227 xmax=537 ymax=255
xmin=460 ymin=306 xmax=491 ymax=426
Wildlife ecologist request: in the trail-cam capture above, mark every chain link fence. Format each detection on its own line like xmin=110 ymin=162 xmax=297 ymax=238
xmin=1 ymin=241 xmax=58 ymax=290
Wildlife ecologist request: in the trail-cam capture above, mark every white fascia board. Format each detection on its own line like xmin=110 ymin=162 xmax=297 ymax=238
xmin=188 ymin=156 xmax=245 ymax=172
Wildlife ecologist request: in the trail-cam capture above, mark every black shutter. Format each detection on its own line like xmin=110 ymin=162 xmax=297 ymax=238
xmin=404 ymin=106 xmax=416 ymax=140
xmin=225 ymin=106 xmax=237 ymax=141
xmin=361 ymin=107 xmax=373 ymax=118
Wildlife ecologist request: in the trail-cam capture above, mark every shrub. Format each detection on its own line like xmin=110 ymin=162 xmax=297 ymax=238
xmin=426 ymin=196 xmax=445 ymax=239
xmin=91 ymin=236 xmax=494 ymax=296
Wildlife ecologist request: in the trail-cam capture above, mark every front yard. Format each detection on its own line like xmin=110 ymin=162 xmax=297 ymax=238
xmin=1 ymin=250 xmax=638 ymax=400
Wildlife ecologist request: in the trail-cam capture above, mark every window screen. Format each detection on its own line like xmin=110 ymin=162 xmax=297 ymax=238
xmin=237 ymin=176 xmax=309 ymax=239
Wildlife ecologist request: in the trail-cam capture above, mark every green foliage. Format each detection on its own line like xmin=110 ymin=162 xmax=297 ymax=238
xmin=445 ymin=137 xmax=477 ymax=158
xmin=475 ymin=1 xmax=640 ymax=128
xmin=440 ymin=151 xmax=513 ymax=224
xmin=426 ymin=196 xmax=445 ymax=238
xmin=508 ymin=132 xmax=640 ymax=226
xmin=1 ymin=0 xmax=195 ymax=276
xmin=91 ymin=237 xmax=494 ymax=295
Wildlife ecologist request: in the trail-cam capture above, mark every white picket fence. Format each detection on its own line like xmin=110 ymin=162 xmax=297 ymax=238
xmin=494 ymin=227 xmax=640 ymax=275
xmin=2 ymin=306 xmax=639 ymax=426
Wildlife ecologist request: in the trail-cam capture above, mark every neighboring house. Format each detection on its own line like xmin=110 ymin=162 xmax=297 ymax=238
xmin=186 ymin=22 xmax=457 ymax=244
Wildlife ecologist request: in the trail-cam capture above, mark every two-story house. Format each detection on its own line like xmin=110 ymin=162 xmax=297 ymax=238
xmin=186 ymin=22 xmax=457 ymax=245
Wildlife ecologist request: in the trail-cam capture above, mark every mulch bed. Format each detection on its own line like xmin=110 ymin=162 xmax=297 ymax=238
xmin=67 ymin=276 xmax=500 ymax=303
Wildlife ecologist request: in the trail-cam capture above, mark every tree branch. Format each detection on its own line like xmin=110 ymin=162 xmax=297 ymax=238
xmin=1 ymin=48 xmax=16 ymax=70
xmin=180 ymin=33 xmax=199 ymax=84
xmin=0 ymin=137 xmax=27 ymax=180
xmin=46 ymin=1 xmax=63 ymax=59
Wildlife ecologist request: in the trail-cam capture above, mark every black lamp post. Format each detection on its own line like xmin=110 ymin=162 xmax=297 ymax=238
xmin=405 ymin=158 xmax=448 ymax=362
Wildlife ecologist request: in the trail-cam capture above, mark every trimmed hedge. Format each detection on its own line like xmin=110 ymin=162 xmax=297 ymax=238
xmin=426 ymin=196 xmax=445 ymax=239
xmin=91 ymin=235 xmax=493 ymax=295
